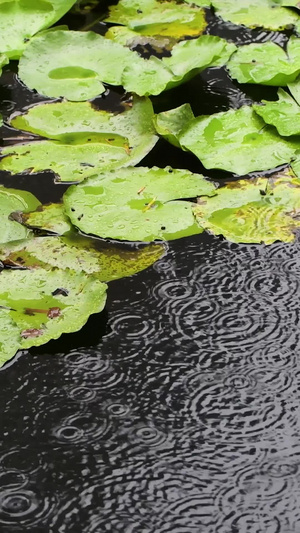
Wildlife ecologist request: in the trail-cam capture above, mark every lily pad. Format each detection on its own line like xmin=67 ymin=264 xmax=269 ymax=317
xmin=105 ymin=0 xmax=207 ymax=41
xmin=227 ymin=37 xmax=300 ymax=86
xmin=0 ymin=267 xmax=107 ymax=366
xmin=63 ymin=166 xmax=216 ymax=242
xmin=194 ymin=175 xmax=300 ymax=244
xmin=177 ymin=106 xmax=300 ymax=175
xmin=211 ymin=0 xmax=299 ymax=30
xmin=0 ymin=186 xmax=40 ymax=244
xmin=18 ymin=30 xmax=129 ymax=100
xmin=1 ymin=97 xmax=158 ymax=181
xmin=16 ymin=203 xmax=72 ymax=235
xmin=254 ymin=89 xmax=300 ymax=136
xmin=121 ymin=36 xmax=236 ymax=95
xmin=0 ymin=0 xmax=77 ymax=59
xmin=154 ymin=104 xmax=195 ymax=148
xmin=18 ymin=29 xmax=235 ymax=98
xmin=0 ymin=234 xmax=165 ymax=281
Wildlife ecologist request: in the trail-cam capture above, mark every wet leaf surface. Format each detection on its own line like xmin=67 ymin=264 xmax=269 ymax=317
xmin=0 ymin=234 xmax=165 ymax=280
xmin=254 ymin=89 xmax=300 ymax=136
xmin=1 ymin=97 xmax=157 ymax=181
xmin=0 ymin=267 xmax=107 ymax=366
xmin=194 ymin=174 xmax=300 ymax=244
xmin=63 ymin=166 xmax=216 ymax=241
xmin=177 ymin=106 xmax=300 ymax=174
xmin=212 ymin=0 xmax=299 ymax=30
xmin=0 ymin=0 xmax=77 ymax=59
xmin=228 ymin=37 xmax=300 ymax=85
xmin=18 ymin=29 xmax=234 ymax=98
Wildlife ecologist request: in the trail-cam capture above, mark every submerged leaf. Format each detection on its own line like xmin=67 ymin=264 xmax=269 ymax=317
xmin=1 ymin=97 xmax=157 ymax=181
xmin=211 ymin=0 xmax=299 ymax=30
xmin=0 ymin=234 xmax=165 ymax=281
xmin=63 ymin=166 xmax=216 ymax=242
xmin=194 ymin=175 xmax=300 ymax=244
xmin=177 ymin=106 xmax=300 ymax=175
xmin=0 ymin=186 xmax=40 ymax=244
xmin=227 ymin=37 xmax=300 ymax=86
xmin=105 ymin=0 xmax=207 ymax=41
xmin=254 ymin=89 xmax=300 ymax=136
xmin=0 ymin=0 xmax=77 ymax=59
xmin=0 ymin=268 xmax=107 ymax=366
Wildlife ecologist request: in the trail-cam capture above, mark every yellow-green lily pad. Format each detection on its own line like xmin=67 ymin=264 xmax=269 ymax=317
xmin=194 ymin=175 xmax=300 ymax=244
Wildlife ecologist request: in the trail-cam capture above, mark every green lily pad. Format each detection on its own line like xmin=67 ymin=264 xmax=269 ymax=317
xmin=121 ymin=36 xmax=236 ymax=95
xmin=1 ymin=97 xmax=158 ymax=181
xmin=0 ymin=186 xmax=40 ymax=244
xmin=194 ymin=175 xmax=300 ymax=244
xmin=18 ymin=30 xmax=127 ymax=100
xmin=0 ymin=0 xmax=77 ymax=59
xmin=16 ymin=203 xmax=72 ymax=235
xmin=0 ymin=267 xmax=107 ymax=366
xmin=63 ymin=166 xmax=216 ymax=242
xmin=0 ymin=234 xmax=165 ymax=281
xmin=105 ymin=0 xmax=207 ymax=41
xmin=227 ymin=37 xmax=300 ymax=86
xmin=211 ymin=0 xmax=299 ymax=30
xmin=254 ymin=89 xmax=300 ymax=136
xmin=177 ymin=106 xmax=300 ymax=175
xmin=18 ymin=29 xmax=235 ymax=98
xmin=161 ymin=35 xmax=236 ymax=78
xmin=154 ymin=104 xmax=195 ymax=148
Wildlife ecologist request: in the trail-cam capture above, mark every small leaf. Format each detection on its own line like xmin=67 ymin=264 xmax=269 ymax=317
xmin=63 ymin=166 xmax=216 ymax=242
xmin=0 ymin=234 xmax=165 ymax=281
xmin=0 ymin=267 xmax=107 ymax=366
xmin=254 ymin=89 xmax=300 ymax=136
xmin=18 ymin=29 xmax=235 ymax=99
xmin=228 ymin=37 xmax=300 ymax=85
xmin=194 ymin=174 xmax=300 ymax=244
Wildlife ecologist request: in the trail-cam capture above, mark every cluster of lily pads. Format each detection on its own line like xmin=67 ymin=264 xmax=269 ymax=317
xmin=1 ymin=0 xmax=300 ymax=366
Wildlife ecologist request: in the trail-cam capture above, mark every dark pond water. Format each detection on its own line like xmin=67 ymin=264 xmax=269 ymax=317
xmin=0 ymin=2 xmax=300 ymax=532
